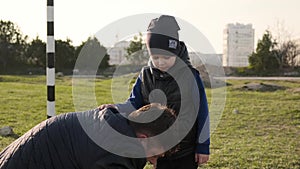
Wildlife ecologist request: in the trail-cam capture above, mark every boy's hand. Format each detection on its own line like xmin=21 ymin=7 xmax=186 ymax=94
xmin=195 ymin=154 xmax=209 ymax=165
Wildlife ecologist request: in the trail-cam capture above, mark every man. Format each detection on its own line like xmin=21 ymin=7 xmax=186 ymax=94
xmin=0 ymin=104 xmax=177 ymax=169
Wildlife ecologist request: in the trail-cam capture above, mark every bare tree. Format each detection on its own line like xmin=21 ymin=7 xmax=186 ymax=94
xmin=272 ymin=20 xmax=292 ymax=45
xmin=270 ymin=19 xmax=299 ymax=69
xmin=281 ymin=40 xmax=300 ymax=69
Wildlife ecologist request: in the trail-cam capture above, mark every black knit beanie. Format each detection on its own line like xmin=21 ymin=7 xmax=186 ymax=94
xmin=146 ymin=15 xmax=181 ymax=56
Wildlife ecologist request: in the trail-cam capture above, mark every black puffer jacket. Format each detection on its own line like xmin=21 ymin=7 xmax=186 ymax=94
xmin=141 ymin=42 xmax=200 ymax=159
xmin=0 ymin=109 xmax=146 ymax=169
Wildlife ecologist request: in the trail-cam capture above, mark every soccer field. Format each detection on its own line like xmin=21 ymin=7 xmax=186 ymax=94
xmin=0 ymin=75 xmax=299 ymax=168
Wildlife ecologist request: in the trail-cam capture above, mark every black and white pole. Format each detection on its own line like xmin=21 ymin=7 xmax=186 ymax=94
xmin=47 ymin=0 xmax=55 ymax=118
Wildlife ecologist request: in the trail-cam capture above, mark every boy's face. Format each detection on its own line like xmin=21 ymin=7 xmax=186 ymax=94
xmin=150 ymin=55 xmax=176 ymax=72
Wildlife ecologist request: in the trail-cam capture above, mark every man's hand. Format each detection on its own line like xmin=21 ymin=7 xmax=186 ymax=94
xmin=98 ymin=104 xmax=117 ymax=110
xmin=195 ymin=154 xmax=209 ymax=165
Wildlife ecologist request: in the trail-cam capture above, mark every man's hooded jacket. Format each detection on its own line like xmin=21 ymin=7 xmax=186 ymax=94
xmin=0 ymin=108 xmax=146 ymax=169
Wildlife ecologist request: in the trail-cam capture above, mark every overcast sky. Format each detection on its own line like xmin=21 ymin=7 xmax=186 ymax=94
xmin=1 ymin=0 xmax=299 ymax=53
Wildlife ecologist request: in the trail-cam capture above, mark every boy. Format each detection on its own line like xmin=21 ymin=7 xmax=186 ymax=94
xmin=100 ymin=15 xmax=210 ymax=168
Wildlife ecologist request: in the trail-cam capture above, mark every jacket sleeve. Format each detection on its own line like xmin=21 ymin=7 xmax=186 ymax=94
xmin=115 ymin=74 xmax=144 ymax=114
xmin=193 ymin=72 xmax=210 ymax=155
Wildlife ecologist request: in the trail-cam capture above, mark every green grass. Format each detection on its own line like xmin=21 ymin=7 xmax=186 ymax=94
xmin=205 ymin=79 xmax=300 ymax=169
xmin=0 ymin=75 xmax=299 ymax=168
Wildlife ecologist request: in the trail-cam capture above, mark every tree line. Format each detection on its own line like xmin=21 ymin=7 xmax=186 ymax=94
xmin=0 ymin=20 xmax=109 ymax=75
xmin=247 ymin=30 xmax=300 ymax=75
xmin=1 ymin=19 xmax=299 ymax=76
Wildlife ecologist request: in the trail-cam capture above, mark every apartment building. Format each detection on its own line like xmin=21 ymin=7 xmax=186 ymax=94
xmin=223 ymin=23 xmax=254 ymax=67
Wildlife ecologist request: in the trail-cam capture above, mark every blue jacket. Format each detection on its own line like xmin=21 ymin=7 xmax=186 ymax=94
xmin=0 ymin=109 xmax=146 ymax=169
xmin=116 ymin=42 xmax=210 ymax=155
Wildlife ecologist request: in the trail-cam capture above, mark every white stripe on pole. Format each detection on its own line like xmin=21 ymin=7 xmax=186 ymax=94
xmin=47 ymin=36 xmax=55 ymax=53
xmin=46 ymin=68 xmax=55 ymax=86
xmin=47 ymin=6 xmax=54 ymax=21
xmin=47 ymin=101 xmax=55 ymax=116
